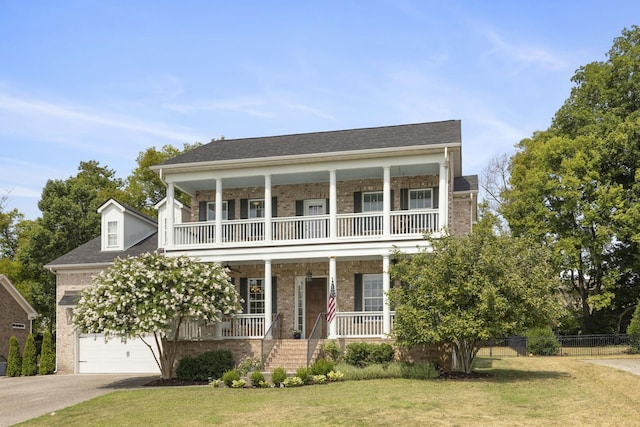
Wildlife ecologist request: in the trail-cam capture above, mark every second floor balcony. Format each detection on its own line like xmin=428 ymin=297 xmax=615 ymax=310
xmin=171 ymin=209 xmax=439 ymax=248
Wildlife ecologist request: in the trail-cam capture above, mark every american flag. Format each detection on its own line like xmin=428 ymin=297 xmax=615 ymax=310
xmin=327 ymin=279 xmax=336 ymax=323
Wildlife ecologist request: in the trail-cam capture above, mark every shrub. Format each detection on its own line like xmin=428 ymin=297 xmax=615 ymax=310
xmin=344 ymin=342 xmax=395 ymax=367
xmin=323 ymin=341 xmax=341 ymax=362
xmin=295 ymin=366 xmax=311 ymax=384
xmin=237 ymin=356 xmax=263 ymax=376
xmin=283 ymin=376 xmax=304 ymax=387
xmin=311 ymin=374 xmax=327 ymax=384
xmin=271 ymin=367 xmax=287 ymax=386
xmin=335 ymin=361 xmax=438 ymax=380
xmin=310 ymin=357 xmax=334 ymax=376
xmin=222 ymin=369 xmax=241 ymax=387
xmin=527 ymin=326 xmax=560 ymax=356
xmin=327 ymin=370 xmax=345 ymax=381
xmin=627 ymin=302 xmax=640 ymax=354
xmin=21 ymin=334 xmax=38 ymax=376
xmin=7 ymin=336 xmax=21 ymax=377
xmin=249 ymin=370 xmax=266 ymax=387
xmin=176 ymin=350 xmax=235 ymax=381
xmin=231 ymin=379 xmax=246 ymax=388
xmin=39 ymin=330 xmax=55 ymax=375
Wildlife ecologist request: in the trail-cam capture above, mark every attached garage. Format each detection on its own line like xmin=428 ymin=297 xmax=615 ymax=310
xmin=78 ymin=334 xmax=160 ymax=374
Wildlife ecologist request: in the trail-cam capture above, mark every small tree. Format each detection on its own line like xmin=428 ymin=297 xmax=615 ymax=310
xmin=627 ymin=302 xmax=640 ymax=354
xmin=7 ymin=336 xmax=22 ymax=377
xmin=39 ymin=330 xmax=56 ymax=375
xmin=73 ymin=252 xmax=242 ymax=379
xmin=389 ymin=216 xmax=563 ymax=373
xmin=21 ymin=334 xmax=38 ymax=376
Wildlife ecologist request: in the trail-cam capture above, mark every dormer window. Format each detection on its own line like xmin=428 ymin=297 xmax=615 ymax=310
xmin=107 ymin=221 xmax=118 ymax=247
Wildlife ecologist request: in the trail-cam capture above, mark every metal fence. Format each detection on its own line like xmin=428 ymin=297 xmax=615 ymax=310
xmin=478 ymin=334 xmax=632 ymax=357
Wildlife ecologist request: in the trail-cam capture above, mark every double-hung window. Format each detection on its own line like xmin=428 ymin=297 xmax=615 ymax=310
xmin=248 ymin=278 xmax=265 ymax=314
xmin=362 ymin=191 xmax=383 ymax=233
xmin=409 ymin=189 xmax=433 ymax=209
xmin=107 ymin=221 xmax=118 ymax=247
xmin=363 ymin=274 xmax=383 ymax=312
xmin=206 ymin=201 xmax=228 ymax=221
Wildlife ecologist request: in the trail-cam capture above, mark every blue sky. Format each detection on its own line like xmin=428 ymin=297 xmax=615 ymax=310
xmin=1 ymin=1 xmax=639 ymax=219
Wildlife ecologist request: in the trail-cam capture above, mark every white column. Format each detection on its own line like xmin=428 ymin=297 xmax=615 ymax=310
xmin=264 ymin=174 xmax=272 ymax=242
xmin=264 ymin=259 xmax=272 ymax=336
xmin=383 ymin=166 xmax=391 ymax=237
xmin=382 ymin=255 xmax=391 ymax=336
xmin=439 ymin=158 xmax=449 ymax=231
xmin=328 ymin=256 xmax=337 ymax=339
xmin=215 ymin=179 xmax=223 ymax=244
xmin=166 ymin=182 xmax=175 ymax=247
xmin=329 ymin=170 xmax=337 ymax=239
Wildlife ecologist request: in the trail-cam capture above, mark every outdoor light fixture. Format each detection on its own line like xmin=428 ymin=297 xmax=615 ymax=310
xmin=306 ymin=270 xmax=313 ymax=283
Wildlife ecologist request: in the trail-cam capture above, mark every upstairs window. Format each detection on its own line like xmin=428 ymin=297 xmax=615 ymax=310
xmin=362 ymin=192 xmax=383 ymax=212
xmin=409 ymin=189 xmax=433 ymax=209
xmin=107 ymin=221 xmax=118 ymax=247
xmin=207 ymin=201 xmax=228 ymax=221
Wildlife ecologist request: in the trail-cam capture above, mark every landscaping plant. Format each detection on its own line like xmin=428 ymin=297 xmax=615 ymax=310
xmin=21 ymin=333 xmax=37 ymax=376
xmin=627 ymin=301 xmax=640 ymax=354
xmin=271 ymin=367 xmax=286 ymax=386
xmin=38 ymin=330 xmax=55 ymax=375
xmin=6 ymin=336 xmax=21 ymax=377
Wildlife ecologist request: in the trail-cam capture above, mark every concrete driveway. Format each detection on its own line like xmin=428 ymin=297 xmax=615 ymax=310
xmin=0 ymin=373 xmax=158 ymax=427
xmin=584 ymin=358 xmax=640 ymax=376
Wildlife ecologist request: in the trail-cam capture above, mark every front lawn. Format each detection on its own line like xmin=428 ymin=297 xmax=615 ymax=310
xmin=19 ymin=356 xmax=640 ymax=426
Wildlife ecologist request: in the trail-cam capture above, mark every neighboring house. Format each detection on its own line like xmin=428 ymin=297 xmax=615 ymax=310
xmin=48 ymin=120 xmax=478 ymax=374
xmin=0 ymin=275 xmax=37 ymax=363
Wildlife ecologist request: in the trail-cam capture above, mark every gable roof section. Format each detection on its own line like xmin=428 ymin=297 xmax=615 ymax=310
xmin=0 ymin=275 xmax=37 ymax=320
xmin=158 ymin=121 xmax=461 ymax=167
xmin=45 ymin=232 xmax=158 ymax=270
xmin=97 ymin=199 xmax=158 ymax=226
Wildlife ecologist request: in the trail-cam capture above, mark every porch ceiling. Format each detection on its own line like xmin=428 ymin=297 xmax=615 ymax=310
xmin=175 ymin=163 xmax=439 ymax=194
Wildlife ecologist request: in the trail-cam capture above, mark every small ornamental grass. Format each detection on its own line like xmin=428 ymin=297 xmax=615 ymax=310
xmin=271 ymin=367 xmax=287 ymax=386
xmin=222 ymin=369 xmax=241 ymax=387
xmin=336 ymin=361 xmax=438 ymax=381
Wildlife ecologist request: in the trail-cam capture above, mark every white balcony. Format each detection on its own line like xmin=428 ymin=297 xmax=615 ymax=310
xmin=170 ymin=210 xmax=438 ymax=248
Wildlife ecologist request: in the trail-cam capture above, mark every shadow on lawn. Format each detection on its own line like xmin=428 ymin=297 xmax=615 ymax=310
xmin=467 ymin=357 xmax=571 ymax=383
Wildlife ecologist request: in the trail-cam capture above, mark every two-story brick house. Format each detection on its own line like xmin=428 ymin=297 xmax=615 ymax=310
xmin=49 ymin=120 xmax=477 ymax=374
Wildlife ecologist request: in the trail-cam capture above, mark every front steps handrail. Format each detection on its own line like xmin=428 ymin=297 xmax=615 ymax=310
xmin=307 ymin=312 xmax=326 ymax=367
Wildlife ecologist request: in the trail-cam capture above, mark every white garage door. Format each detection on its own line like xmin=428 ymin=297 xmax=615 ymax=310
xmin=78 ymin=334 xmax=160 ymax=374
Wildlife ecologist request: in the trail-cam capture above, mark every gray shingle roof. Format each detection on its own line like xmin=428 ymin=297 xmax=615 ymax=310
xmin=160 ymin=120 xmax=461 ymax=166
xmin=46 ymin=233 xmax=158 ymax=269
xmin=453 ymin=175 xmax=479 ymax=192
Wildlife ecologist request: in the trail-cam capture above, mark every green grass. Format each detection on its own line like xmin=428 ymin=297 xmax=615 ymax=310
xmin=18 ymin=356 xmax=640 ymax=426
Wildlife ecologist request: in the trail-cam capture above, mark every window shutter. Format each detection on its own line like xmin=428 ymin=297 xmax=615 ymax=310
xmin=199 ymin=201 xmax=207 ymax=221
xmin=272 ymin=197 xmax=278 ymax=218
xmin=433 ymin=187 xmax=439 ymax=209
xmin=295 ymin=200 xmax=304 ymax=216
xmin=271 ymin=277 xmax=278 ymax=314
xmin=325 ymin=198 xmax=330 ymax=214
xmin=353 ymin=192 xmax=362 ymax=213
xmin=228 ymin=200 xmax=236 ymax=220
xmin=354 ymin=274 xmax=363 ymax=311
xmin=240 ymin=278 xmax=248 ymax=313
xmin=400 ymin=189 xmax=409 ymax=210
xmin=390 ymin=190 xmax=395 ymax=211
xmin=240 ymin=199 xmax=248 ymax=219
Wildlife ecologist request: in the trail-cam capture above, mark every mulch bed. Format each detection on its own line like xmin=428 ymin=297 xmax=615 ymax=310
xmin=144 ymin=378 xmax=208 ymax=387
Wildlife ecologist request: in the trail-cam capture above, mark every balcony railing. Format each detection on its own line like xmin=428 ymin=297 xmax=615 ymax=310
xmin=171 ymin=210 xmax=438 ymax=248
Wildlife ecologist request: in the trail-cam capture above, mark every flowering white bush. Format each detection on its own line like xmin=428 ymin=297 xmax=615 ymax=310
xmin=73 ymin=252 xmax=242 ymax=378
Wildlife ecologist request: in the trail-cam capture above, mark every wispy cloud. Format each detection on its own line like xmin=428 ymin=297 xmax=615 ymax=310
xmin=475 ymin=24 xmax=568 ymax=71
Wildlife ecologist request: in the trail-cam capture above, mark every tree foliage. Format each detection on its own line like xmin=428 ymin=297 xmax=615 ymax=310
xmin=502 ymin=26 xmax=640 ymax=333
xmin=123 ymin=143 xmax=202 ymax=217
xmin=6 ymin=336 xmax=22 ymax=377
xmin=73 ymin=252 xmax=242 ymax=379
xmin=39 ymin=330 xmax=56 ymax=375
xmin=389 ymin=217 xmax=563 ymax=373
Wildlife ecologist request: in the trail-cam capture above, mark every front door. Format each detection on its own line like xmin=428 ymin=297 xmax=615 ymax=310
xmin=305 ymin=277 xmax=327 ymax=338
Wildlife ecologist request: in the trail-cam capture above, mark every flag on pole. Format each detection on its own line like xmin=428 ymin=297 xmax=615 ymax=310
xmin=327 ymin=279 xmax=336 ymax=323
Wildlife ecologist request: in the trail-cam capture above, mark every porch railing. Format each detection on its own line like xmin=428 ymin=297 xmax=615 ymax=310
xmin=171 ymin=210 xmax=438 ymax=247
xmin=176 ymin=314 xmax=265 ymax=340
xmin=307 ymin=312 xmax=326 ymax=367
xmin=334 ymin=311 xmax=395 ymax=338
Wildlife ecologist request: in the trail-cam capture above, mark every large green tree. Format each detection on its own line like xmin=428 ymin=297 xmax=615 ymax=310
xmin=15 ymin=161 xmax=125 ymax=329
xmin=502 ymin=26 xmax=640 ymax=333
xmin=389 ymin=217 xmax=563 ymax=374
xmin=73 ymin=252 xmax=241 ymax=379
xmin=123 ymin=142 xmax=202 ymax=217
